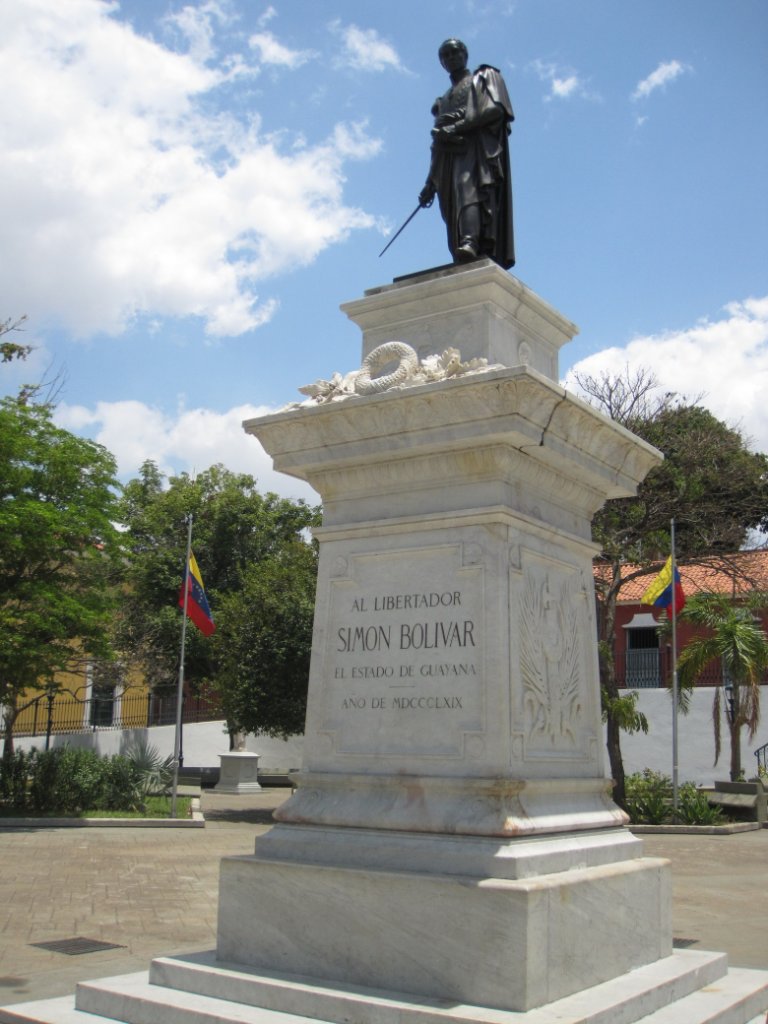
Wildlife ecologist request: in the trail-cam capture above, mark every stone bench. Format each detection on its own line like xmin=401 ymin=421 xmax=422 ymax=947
xmin=181 ymin=766 xmax=299 ymax=788
xmin=256 ymin=769 xmax=299 ymax=787
xmin=706 ymin=780 xmax=767 ymax=824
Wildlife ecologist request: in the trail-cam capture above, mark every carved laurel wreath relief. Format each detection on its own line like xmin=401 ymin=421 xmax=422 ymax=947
xmin=519 ymin=564 xmax=585 ymax=754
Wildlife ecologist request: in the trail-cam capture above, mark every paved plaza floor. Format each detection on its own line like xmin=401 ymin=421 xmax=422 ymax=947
xmin=0 ymin=788 xmax=765 ymax=1008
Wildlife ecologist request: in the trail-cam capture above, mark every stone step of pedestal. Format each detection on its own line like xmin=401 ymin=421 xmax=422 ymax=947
xmin=631 ymin=967 xmax=768 ymax=1023
xmin=147 ymin=948 xmax=731 ymax=1024
xmin=1 ymin=974 xmax=313 ymax=1024
xmin=1 ymin=950 xmax=766 ymax=1024
xmin=0 ymin=995 xmax=85 ymax=1024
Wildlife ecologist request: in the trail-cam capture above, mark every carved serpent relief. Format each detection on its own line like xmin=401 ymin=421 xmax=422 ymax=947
xmin=295 ymin=342 xmax=500 ymax=405
xmin=355 ymin=341 xmax=419 ymax=394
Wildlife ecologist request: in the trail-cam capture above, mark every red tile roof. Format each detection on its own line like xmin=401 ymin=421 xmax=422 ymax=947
xmin=595 ymin=550 xmax=768 ymax=603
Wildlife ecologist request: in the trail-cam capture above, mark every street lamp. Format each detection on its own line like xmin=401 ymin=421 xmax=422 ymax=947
xmin=723 ymin=680 xmax=735 ymax=725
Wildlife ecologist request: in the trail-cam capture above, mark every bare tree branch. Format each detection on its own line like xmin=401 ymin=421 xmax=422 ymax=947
xmin=0 ymin=314 xmax=31 ymax=363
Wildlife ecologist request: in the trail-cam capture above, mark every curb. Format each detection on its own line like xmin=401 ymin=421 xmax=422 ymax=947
xmin=0 ymin=797 xmax=205 ymax=829
xmin=631 ymin=821 xmax=761 ymax=835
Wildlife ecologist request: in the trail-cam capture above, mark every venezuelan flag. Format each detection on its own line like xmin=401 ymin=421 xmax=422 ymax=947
xmin=641 ymin=556 xmax=686 ymax=619
xmin=179 ymin=552 xmax=216 ymax=636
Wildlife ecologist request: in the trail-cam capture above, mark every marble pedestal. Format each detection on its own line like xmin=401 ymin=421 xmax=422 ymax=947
xmin=223 ymin=335 xmax=671 ymax=1012
xmin=215 ymin=751 xmax=261 ymax=793
xmin=4 ymin=266 xmax=766 ymax=1022
xmin=218 ymin=826 xmax=671 ymax=1011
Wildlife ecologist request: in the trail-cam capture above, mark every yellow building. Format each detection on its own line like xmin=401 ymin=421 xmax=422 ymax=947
xmin=5 ymin=659 xmax=220 ymax=745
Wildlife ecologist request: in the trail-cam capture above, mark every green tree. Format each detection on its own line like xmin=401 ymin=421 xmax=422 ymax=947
xmin=115 ymin=461 xmax=320 ymax=739
xmin=214 ymin=541 xmax=318 ymax=738
xmin=577 ymin=369 xmax=768 ymax=808
xmin=677 ymin=592 xmax=768 ymax=781
xmin=0 ymin=395 xmax=124 ymax=758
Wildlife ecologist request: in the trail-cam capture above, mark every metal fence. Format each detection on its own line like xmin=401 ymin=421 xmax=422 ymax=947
xmin=2 ymin=688 xmax=223 ymax=740
xmin=614 ymin=649 xmax=767 ymax=690
xmin=618 ymin=648 xmax=668 ymax=689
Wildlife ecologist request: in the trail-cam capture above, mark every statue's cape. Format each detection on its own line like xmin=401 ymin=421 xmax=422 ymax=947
xmin=474 ymin=65 xmax=514 ymax=125
xmin=469 ymin=66 xmax=515 ymax=268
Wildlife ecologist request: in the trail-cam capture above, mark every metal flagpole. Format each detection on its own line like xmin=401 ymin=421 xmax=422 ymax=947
xmin=171 ymin=513 xmax=193 ymax=819
xmin=670 ymin=517 xmax=679 ymax=820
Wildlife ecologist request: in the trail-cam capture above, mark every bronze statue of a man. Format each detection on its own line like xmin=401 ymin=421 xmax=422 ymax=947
xmin=419 ymin=39 xmax=514 ymax=268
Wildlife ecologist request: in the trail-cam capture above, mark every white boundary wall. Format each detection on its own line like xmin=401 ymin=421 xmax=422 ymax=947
xmin=12 ymin=721 xmax=304 ymax=775
xmin=10 ymin=685 xmax=768 ymax=786
xmin=618 ymin=684 xmax=768 ymax=786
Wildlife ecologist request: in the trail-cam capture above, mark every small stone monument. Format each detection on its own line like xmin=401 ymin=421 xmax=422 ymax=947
xmin=214 ymin=731 xmax=261 ymax=794
xmin=215 ymin=750 xmax=261 ymax=794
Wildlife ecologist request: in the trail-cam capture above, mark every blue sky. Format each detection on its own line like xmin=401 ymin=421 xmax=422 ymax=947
xmin=2 ymin=0 xmax=766 ymax=504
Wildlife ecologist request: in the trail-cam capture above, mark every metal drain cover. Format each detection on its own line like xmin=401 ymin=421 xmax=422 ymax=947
xmin=30 ymin=937 xmax=125 ymax=956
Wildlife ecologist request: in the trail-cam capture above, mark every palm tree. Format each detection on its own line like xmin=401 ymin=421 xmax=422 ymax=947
xmin=677 ymin=592 xmax=768 ymax=781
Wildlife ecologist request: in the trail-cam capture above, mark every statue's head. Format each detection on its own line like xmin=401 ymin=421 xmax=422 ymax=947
xmin=438 ymin=38 xmax=468 ymax=71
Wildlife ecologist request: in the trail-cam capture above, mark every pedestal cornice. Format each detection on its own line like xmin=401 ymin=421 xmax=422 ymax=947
xmin=244 ymin=366 xmax=661 ymax=535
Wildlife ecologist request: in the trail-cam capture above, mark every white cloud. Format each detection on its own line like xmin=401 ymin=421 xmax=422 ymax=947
xmin=258 ymin=7 xmax=277 ymax=29
xmin=529 ymin=59 xmax=596 ymax=102
xmin=54 ymin=399 xmax=319 ymax=503
xmin=564 ymin=296 xmax=768 ymax=453
xmin=632 ymin=60 xmax=690 ymax=101
xmin=162 ymin=0 xmax=232 ymax=64
xmin=331 ymin=22 xmax=405 ymax=73
xmin=551 ymin=74 xmax=579 ymax=99
xmin=0 ymin=0 xmax=379 ymax=339
xmin=249 ymin=31 xmax=315 ymax=68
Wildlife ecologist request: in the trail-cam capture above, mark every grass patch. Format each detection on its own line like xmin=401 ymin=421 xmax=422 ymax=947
xmin=84 ymin=795 xmax=192 ymax=819
xmin=0 ymin=796 xmax=192 ymax=820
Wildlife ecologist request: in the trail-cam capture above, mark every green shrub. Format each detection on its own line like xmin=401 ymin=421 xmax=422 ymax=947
xmin=0 ymin=746 xmax=145 ymax=814
xmin=626 ymin=770 xmax=729 ymax=826
xmin=625 ymin=769 xmax=673 ymax=824
xmin=677 ymin=782 xmax=725 ymax=826
xmin=122 ymin=736 xmax=174 ymax=798
xmin=0 ymin=749 xmax=30 ymax=810
xmin=27 ymin=748 xmax=61 ymax=812
xmin=29 ymin=748 xmax=104 ymax=813
xmin=97 ymin=756 xmax=144 ymax=812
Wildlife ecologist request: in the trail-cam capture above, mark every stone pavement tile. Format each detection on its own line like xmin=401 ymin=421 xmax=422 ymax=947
xmin=0 ymin=790 xmax=287 ymax=1007
xmin=0 ymin=791 xmax=765 ymax=1008
xmin=639 ymin=827 xmax=768 ymax=972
